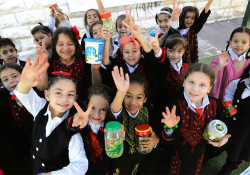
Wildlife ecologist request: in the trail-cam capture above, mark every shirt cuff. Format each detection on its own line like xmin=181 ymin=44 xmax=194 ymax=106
xmin=110 ymin=104 xmax=122 ymax=119
xmin=164 ymin=129 xmax=174 ymax=137
xmin=170 ymin=19 xmax=179 ymax=29
xmin=154 ymin=47 xmax=162 ymax=58
xmin=61 ymin=20 xmax=73 ymax=28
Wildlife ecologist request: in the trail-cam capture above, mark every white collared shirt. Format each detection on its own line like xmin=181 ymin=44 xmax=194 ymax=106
xmin=110 ymin=104 xmax=140 ymax=119
xmin=183 ymin=91 xmax=210 ymax=116
xmin=86 ymin=29 xmax=91 ymax=38
xmin=180 ymin=28 xmax=190 ymax=36
xmin=228 ymin=47 xmax=247 ymax=61
xmin=224 ymin=78 xmax=250 ymax=102
xmin=88 ymin=119 xmax=104 ymax=135
xmin=170 ymin=59 xmax=183 ymax=74
xmin=126 ymin=63 xmax=139 ymax=74
xmin=2 ymin=58 xmax=20 ymax=66
xmin=13 ymin=86 xmax=88 ymax=175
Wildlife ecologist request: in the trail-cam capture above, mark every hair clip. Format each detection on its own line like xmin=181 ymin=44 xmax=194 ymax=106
xmin=52 ymin=69 xmax=72 ymax=76
xmin=70 ymin=26 xmax=81 ymax=40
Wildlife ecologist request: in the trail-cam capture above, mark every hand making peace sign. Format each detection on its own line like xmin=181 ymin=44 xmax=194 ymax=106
xmin=72 ymin=102 xmax=93 ymax=129
xmin=172 ymin=0 xmax=182 ymax=21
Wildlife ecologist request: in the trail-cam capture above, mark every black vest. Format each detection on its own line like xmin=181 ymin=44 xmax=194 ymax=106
xmin=31 ymin=102 xmax=72 ymax=174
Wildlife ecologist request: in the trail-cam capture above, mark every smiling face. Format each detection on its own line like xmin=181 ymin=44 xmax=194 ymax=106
xmin=122 ymin=42 xmax=141 ymax=67
xmin=183 ymin=71 xmax=212 ymax=107
xmin=184 ymin=12 xmax=195 ymax=28
xmin=88 ymin=95 xmax=109 ymax=124
xmin=0 ymin=68 xmax=20 ymax=92
xmin=157 ymin=14 xmax=171 ymax=32
xmin=86 ymin=10 xmax=100 ymax=27
xmin=56 ymin=33 xmax=76 ymax=62
xmin=33 ymin=32 xmax=52 ymax=50
xmin=117 ymin=19 xmax=131 ymax=37
xmin=167 ymin=44 xmax=185 ymax=64
xmin=229 ymin=32 xmax=250 ymax=57
xmin=124 ymin=83 xmax=147 ymax=115
xmin=45 ymin=79 xmax=76 ymax=117
xmin=0 ymin=45 xmax=17 ymax=64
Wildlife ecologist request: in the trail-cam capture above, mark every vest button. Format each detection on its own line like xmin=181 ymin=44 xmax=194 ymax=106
xmin=41 ymin=163 xmax=45 ymax=167
xmin=33 ymin=155 xmax=35 ymax=159
xmin=39 ymin=139 xmax=42 ymax=143
xmin=36 ymin=147 xmax=39 ymax=151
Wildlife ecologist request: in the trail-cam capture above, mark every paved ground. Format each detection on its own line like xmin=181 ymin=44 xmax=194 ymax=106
xmin=198 ymin=17 xmax=243 ymax=58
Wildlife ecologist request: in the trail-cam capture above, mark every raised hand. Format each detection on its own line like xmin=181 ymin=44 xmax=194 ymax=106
xmin=218 ymin=51 xmax=231 ymax=68
xmin=172 ymin=0 xmax=182 ymax=21
xmin=112 ymin=66 xmax=129 ymax=94
xmin=145 ymin=30 xmax=160 ymax=53
xmin=208 ymin=134 xmax=231 ymax=147
xmin=140 ymin=128 xmax=160 ymax=150
xmin=72 ymin=102 xmax=93 ymax=129
xmin=124 ymin=6 xmax=134 ymax=27
xmin=54 ymin=9 xmax=66 ymax=21
xmin=34 ymin=39 xmax=49 ymax=61
xmin=161 ymin=106 xmax=180 ymax=128
xmin=122 ymin=7 xmax=141 ymax=37
xmin=101 ymin=26 xmax=112 ymax=41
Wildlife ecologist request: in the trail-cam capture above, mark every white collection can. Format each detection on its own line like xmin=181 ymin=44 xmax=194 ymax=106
xmin=84 ymin=38 xmax=105 ymax=64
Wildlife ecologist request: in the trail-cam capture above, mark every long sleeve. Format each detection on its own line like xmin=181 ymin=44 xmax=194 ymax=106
xmin=193 ymin=9 xmax=211 ymax=34
xmin=13 ymin=86 xmax=47 ymax=119
xmin=51 ymin=133 xmax=88 ymax=175
xmin=224 ymin=79 xmax=240 ymax=102
xmin=61 ymin=20 xmax=73 ymax=28
xmin=46 ymin=15 xmax=56 ymax=33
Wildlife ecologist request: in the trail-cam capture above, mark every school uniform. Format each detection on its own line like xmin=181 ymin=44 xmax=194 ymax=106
xmin=13 ymin=87 xmax=88 ymax=175
xmin=80 ymin=32 xmax=89 ymax=53
xmin=179 ymin=9 xmax=211 ymax=64
xmin=0 ymin=88 xmax=33 ymax=174
xmin=0 ymin=58 xmax=25 ymax=67
xmin=162 ymin=92 xmax=223 ymax=175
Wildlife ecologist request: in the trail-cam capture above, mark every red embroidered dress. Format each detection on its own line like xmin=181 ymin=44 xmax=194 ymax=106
xmin=162 ymin=95 xmax=223 ymax=175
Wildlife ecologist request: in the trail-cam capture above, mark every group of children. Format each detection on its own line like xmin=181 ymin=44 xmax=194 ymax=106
xmin=0 ymin=0 xmax=250 ymax=174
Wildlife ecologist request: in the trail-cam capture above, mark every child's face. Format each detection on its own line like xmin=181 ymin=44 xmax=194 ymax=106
xmin=88 ymin=95 xmax=109 ymax=125
xmin=0 ymin=68 xmax=20 ymax=92
xmin=122 ymin=42 xmax=141 ymax=67
xmin=0 ymin=45 xmax=17 ymax=64
xmin=157 ymin=14 xmax=171 ymax=32
xmin=92 ymin=24 xmax=103 ymax=39
xmin=167 ymin=44 xmax=185 ymax=64
xmin=229 ymin=32 xmax=250 ymax=56
xmin=87 ymin=10 xmax=100 ymax=27
xmin=124 ymin=83 xmax=147 ymax=115
xmin=45 ymin=79 xmax=76 ymax=117
xmin=184 ymin=12 xmax=196 ymax=28
xmin=117 ymin=19 xmax=131 ymax=37
xmin=183 ymin=72 xmax=212 ymax=106
xmin=56 ymin=33 xmax=76 ymax=61
xmin=33 ymin=32 xmax=52 ymax=50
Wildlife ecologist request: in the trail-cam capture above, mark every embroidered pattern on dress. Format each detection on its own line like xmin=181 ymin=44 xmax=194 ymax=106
xmin=194 ymin=152 xmax=204 ymax=175
xmin=169 ymin=151 xmax=182 ymax=175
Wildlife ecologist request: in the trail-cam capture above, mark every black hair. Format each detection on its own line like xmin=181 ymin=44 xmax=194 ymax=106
xmin=165 ymin=34 xmax=188 ymax=50
xmin=184 ymin=63 xmax=215 ymax=86
xmin=129 ymin=74 xmax=150 ymax=98
xmin=179 ymin=6 xmax=199 ymax=30
xmin=155 ymin=7 xmax=173 ymax=24
xmin=225 ymin=27 xmax=250 ymax=59
xmin=0 ymin=63 xmax=23 ymax=84
xmin=50 ymin=27 xmax=83 ymax=60
xmin=88 ymin=84 xmax=112 ymax=103
xmin=0 ymin=38 xmax=17 ymax=51
xmin=240 ymin=63 xmax=250 ymax=80
xmin=55 ymin=14 xmax=70 ymax=28
xmin=84 ymin=9 xmax=101 ymax=29
xmin=115 ymin=14 xmax=126 ymax=31
xmin=89 ymin=21 xmax=103 ymax=38
xmin=31 ymin=23 xmax=53 ymax=36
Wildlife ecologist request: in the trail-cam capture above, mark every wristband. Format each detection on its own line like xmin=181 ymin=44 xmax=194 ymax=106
xmin=164 ymin=124 xmax=178 ymax=132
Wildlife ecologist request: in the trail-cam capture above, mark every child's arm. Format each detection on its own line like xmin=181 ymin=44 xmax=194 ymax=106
xmin=211 ymin=52 xmax=231 ymax=75
xmin=140 ymin=128 xmax=160 ymax=150
xmin=101 ymin=27 xmax=113 ymax=65
xmin=54 ymin=9 xmax=73 ymax=28
xmin=170 ymin=0 xmax=181 ymax=29
xmin=91 ymin=64 xmax=102 ymax=85
xmin=111 ymin=66 xmax=129 ymax=113
xmin=224 ymin=79 xmax=240 ymax=102
xmin=46 ymin=10 xmax=56 ymax=33
xmin=204 ymin=0 xmax=213 ymax=14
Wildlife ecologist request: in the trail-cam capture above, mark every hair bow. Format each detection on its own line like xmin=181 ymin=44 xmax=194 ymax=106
xmin=70 ymin=26 xmax=81 ymax=40
xmin=52 ymin=69 xmax=72 ymax=76
xmin=119 ymin=35 xmax=141 ymax=51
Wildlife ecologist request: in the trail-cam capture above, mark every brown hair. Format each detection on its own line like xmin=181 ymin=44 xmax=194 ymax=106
xmin=165 ymin=34 xmax=188 ymax=50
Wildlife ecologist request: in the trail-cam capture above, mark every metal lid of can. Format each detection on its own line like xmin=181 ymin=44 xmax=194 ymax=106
xmin=135 ymin=124 xmax=151 ymax=136
xmin=101 ymin=11 xmax=111 ymax=19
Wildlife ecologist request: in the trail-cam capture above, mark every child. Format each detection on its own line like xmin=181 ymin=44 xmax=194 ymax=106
xmin=218 ymin=64 xmax=250 ymax=174
xmin=0 ymin=38 xmax=25 ymax=67
xmin=13 ymin=50 xmax=91 ymax=174
xmin=46 ymin=8 xmax=72 ymax=33
xmin=48 ymin=27 xmax=95 ymax=103
xmin=31 ymin=24 xmax=53 ymax=58
xmin=210 ymin=27 xmax=250 ymax=101
xmin=178 ymin=0 xmax=213 ymax=64
xmin=81 ymin=9 xmax=102 ymax=52
xmin=161 ymin=63 xmax=230 ymax=175
xmin=108 ymin=66 xmax=160 ymax=174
